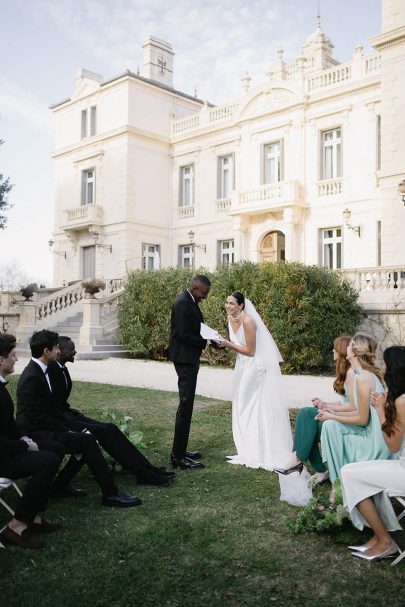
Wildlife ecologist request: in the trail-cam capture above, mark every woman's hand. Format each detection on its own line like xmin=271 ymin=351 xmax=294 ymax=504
xmin=312 ymin=397 xmax=327 ymax=409
xmin=217 ymin=335 xmax=228 ymax=349
xmin=315 ymin=410 xmax=334 ymax=421
xmin=370 ymin=391 xmax=387 ymax=409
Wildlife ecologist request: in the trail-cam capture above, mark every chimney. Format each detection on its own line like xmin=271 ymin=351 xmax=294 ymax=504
xmin=142 ymin=36 xmax=174 ymax=87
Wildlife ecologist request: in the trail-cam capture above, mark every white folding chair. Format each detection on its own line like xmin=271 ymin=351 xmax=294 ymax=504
xmin=391 ymin=495 xmax=405 ymax=566
xmin=0 ymin=478 xmax=22 ymax=549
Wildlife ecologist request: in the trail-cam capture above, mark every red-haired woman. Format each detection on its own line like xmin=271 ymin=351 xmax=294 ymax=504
xmin=275 ymin=335 xmax=355 ymax=483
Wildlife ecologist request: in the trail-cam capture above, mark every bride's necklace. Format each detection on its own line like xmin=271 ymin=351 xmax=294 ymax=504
xmin=232 ymin=312 xmax=243 ymax=322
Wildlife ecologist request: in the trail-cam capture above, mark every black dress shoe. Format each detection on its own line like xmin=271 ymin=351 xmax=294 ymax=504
xmin=28 ymin=519 xmax=63 ymax=534
xmin=185 ymin=450 xmax=202 ymax=459
xmin=51 ymin=486 xmax=87 ymax=498
xmin=171 ymin=456 xmax=205 ymax=470
xmin=138 ymin=471 xmax=173 ymax=487
xmin=0 ymin=526 xmax=45 ymax=549
xmin=158 ymin=467 xmax=176 ymax=478
xmin=102 ymin=490 xmax=142 ymax=508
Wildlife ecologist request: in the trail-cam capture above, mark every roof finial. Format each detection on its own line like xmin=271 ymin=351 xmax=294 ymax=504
xmin=316 ymin=0 xmax=321 ymax=29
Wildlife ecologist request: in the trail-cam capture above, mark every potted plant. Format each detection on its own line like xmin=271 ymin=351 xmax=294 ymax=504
xmin=81 ymin=278 xmax=106 ymax=297
xmin=20 ymin=282 xmax=38 ymax=301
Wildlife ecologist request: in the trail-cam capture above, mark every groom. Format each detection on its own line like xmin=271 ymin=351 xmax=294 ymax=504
xmin=168 ymin=275 xmax=211 ymax=470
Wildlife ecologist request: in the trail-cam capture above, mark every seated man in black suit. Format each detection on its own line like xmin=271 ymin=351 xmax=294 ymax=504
xmin=47 ymin=335 xmax=174 ymax=487
xmin=0 ymin=334 xmax=64 ymax=549
xmin=16 ymin=330 xmax=141 ymax=508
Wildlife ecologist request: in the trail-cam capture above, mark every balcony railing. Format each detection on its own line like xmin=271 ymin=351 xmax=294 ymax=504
xmin=216 ymin=197 xmax=231 ymax=213
xmin=317 ymin=178 xmax=343 ymax=197
xmin=61 ymin=204 xmax=103 ymax=230
xmin=342 ymin=267 xmax=405 ymax=292
xmin=178 ymin=206 xmax=195 ymax=219
xmin=232 ymin=180 xmax=304 ymax=213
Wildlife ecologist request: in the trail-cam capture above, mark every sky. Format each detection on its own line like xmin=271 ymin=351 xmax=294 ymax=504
xmin=0 ymin=0 xmax=381 ymax=288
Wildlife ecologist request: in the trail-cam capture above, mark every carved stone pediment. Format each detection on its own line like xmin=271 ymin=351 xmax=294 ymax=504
xmin=240 ymin=86 xmax=299 ymax=118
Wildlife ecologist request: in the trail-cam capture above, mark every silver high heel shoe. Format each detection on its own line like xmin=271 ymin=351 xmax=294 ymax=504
xmin=351 ymin=543 xmax=399 ymax=561
xmin=348 ymin=545 xmax=373 ymax=553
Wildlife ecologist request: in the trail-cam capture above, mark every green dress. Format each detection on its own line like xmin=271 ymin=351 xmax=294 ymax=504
xmin=293 ymin=384 xmax=349 ymax=473
xmin=320 ymin=371 xmax=391 ymax=483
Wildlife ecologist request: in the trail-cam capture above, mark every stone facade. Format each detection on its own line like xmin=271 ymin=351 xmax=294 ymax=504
xmin=51 ymin=2 xmax=405 ymax=295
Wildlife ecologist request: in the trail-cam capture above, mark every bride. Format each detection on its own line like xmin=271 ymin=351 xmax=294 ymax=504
xmin=218 ymin=292 xmax=294 ymax=470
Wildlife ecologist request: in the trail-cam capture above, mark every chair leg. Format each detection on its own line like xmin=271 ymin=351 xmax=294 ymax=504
xmin=391 ymin=548 xmax=405 ymax=566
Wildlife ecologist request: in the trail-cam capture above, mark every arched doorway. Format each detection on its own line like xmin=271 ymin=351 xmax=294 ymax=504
xmin=259 ymin=231 xmax=285 ymax=262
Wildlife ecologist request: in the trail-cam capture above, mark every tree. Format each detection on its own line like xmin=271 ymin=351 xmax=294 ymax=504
xmin=0 ymin=137 xmax=13 ymax=229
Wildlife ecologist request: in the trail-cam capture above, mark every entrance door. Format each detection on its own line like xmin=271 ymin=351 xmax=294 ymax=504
xmin=82 ymin=245 xmax=96 ymax=279
xmin=260 ymin=231 xmax=285 ymax=262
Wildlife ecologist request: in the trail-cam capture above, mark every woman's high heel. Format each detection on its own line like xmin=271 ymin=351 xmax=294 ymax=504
xmin=351 ymin=543 xmax=399 ymax=561
xmin=274 ymin=462 xmax=304 ymax=475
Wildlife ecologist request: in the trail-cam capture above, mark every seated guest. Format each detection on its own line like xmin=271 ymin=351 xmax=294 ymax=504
xmin=316 ymin=334 xmax=392 ymax=488
xmin=0 ymin=334 xmax=63 ymax=549
xmin=48 ymin=336 xmax=174 ymax=486
xmin=16 ymin=330 xmax=141 ymax=509
xmin=341 ymin=346 xmax=405 ymax=561
xmin=275 ymin=336 xmax=355 ymax=483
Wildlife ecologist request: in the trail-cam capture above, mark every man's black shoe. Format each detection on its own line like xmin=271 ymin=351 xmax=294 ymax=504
xmin=157 ymin=467 xmax=176 ymax=478
xmin=51 ymin=486 xmax=87 ymax=498
xmin=138 ymin=471 xmax=173 ymax=487
xmin=171 ymin=456 xmax=205 ymax=470
xmin=102 ymin=490 xmax=142 ymax=508
xmin=185 ymin=450 xmax=202 ymax=459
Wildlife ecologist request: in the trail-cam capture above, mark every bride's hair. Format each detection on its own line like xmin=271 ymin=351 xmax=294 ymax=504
xmin=231 ymin=291 xmax=245 ymax=309
xmin=381 ymin=346 xmax=405 ymax=437
xmin=333 ymin=335 xmax=352 ymax=395
xmin=351 ymin=333 xmax=382 ymax=380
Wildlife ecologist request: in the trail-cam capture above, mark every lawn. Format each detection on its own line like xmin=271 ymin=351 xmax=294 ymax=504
xmin=1 ymin=377 xmax=404 ymax=607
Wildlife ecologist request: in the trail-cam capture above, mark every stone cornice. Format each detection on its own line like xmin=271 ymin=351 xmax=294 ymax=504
xmin=52 ymin=126 xmax=170 ymax=158
xmin=370 ymin=26 xmax=405 ymax=51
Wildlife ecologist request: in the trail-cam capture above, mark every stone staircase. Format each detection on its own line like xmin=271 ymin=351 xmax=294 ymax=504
xmin=15 ymin=278 xmax=131 ymax=359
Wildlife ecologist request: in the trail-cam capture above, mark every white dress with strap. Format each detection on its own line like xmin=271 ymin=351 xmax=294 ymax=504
xmin=227 ymin=320 xmax=293 ymax=470
xmin=341 ymin=429 xmax=405 ymax=531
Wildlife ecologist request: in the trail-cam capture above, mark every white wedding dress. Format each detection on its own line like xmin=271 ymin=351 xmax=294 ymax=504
xmin=341 ymin=429 xmax=405 ymax=531
xmin=227 ymin=304 xmax=293 ymax=470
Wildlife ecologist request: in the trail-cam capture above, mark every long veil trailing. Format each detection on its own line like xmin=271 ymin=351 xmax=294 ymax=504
xmin=244 ymin=299 xmax=283 ymax=367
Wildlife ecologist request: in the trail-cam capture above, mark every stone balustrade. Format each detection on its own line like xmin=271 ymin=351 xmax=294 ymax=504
xmin=209 ymin=103 xmax=238 ymax=123
xmin=61 ymin=204 xmax=103 ymax=229
xmin=178 ymin=206 xmax=195 ymax=219
xmin=216 ymin=197 xmax=232 ymax=213
xmin=342 ymin=267 xmax=405 ymax=292
xmin=172 ymin=115 xmax=200 ymax=135
xmin=317 ymin=178 xmax=343 ymax=196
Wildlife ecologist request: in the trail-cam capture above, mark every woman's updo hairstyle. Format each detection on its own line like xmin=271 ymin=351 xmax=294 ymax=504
xmin=231 ymin=291 xmax=245 ymax=309
xmin=351 ymin=334 xmax=382 ymax=380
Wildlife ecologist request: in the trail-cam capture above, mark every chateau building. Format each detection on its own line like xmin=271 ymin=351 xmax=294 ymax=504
xmin=51 ymin=0 xmax=405 ymax=288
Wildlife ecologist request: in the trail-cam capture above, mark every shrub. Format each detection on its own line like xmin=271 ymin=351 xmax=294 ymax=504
xmin=118 ymin=262 xmax=364 ymax=373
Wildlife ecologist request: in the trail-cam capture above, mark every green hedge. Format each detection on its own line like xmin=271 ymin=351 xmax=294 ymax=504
xmin=118 ymin=262 xmax=364 ymax=374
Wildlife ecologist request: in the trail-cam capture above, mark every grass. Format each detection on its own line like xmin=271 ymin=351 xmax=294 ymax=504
xmin=1 ymin=376 xmax=405 ymax=607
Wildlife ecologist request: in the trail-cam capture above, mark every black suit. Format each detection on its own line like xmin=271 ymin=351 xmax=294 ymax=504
xmin=168 ymin=290 xmax=207 ymax=458
xmin=46 ymin=361 xmax=159 ymax=481
xmin=16 ymin=360 xmax=118 ymax=497
xmin=0 ymin=381 xmax=63 ymax=523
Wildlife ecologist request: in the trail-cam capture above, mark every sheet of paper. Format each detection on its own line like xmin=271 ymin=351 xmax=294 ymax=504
xmin=200 ymin=322 xmax=221 ymax=342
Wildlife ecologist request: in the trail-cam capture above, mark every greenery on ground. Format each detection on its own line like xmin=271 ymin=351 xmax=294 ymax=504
xmin=2 ymin=377 xmax=404 ymax=607
xmin=118 ymin=262 xmax=364 ymax=373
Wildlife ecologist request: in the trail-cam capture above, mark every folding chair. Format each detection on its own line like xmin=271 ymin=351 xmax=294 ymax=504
xmin=391 ymin=495 xmax=405 ymax=566
xmin=0 ymin=478 xmax=22 ymax=549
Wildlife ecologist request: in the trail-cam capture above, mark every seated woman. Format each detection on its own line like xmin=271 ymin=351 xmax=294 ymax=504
xmin=316 ymin=334 xmax=392 ymax=487
xmin=275 ymin=335 xmax=355 ymax=483
xmin=341 ymin=346 xmax=405 ymax=561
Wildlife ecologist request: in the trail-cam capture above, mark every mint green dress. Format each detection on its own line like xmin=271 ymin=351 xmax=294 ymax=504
xmin=320 ymin=371 xmax=392 ymax=483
